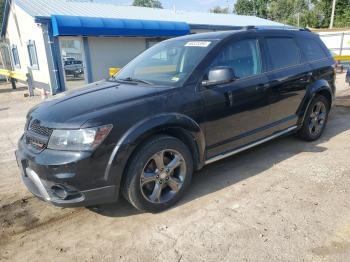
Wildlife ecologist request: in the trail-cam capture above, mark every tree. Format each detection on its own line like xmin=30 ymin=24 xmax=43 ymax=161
xmin=210 ymin=6 xmax=229 ymax=14
xmin=234 ymin=0 xmax=269 ymax=18
xmin=233 ymin=0 xmax=350 ymax=28
xmin=234 ymin=0 xmax=256 ymax=16
xmin=334 ymin=7 xmax=350 ymax=28
xmin=132 ymin=0 xmax=163 ymax=8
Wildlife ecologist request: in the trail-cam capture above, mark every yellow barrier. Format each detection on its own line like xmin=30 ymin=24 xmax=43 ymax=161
xmin=109 ymin=67 xmax=121 ymax=77
xmin=0 ymin=69 xmax=27 ymax=81
xmin=334 ymin=55 xmax=350 ymax=61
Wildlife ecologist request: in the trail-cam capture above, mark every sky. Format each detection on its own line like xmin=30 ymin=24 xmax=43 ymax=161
xmin=97 ymin=0 xmax=234 ymax=12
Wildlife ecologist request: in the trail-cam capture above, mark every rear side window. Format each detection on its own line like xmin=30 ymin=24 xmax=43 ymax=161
xmin=299 ymin=37 xmax=328 ymax=61
xmin=266 ymin=37 xmax=301 ymax=70
xmin=211 ymin=39 xmax=262 ymax=79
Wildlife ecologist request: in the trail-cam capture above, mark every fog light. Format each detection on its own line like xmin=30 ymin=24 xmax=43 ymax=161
xmin=51 ymin=185 xmax=69 ymax=199
xmin=51 ymin=185 xmax=82 ymax=200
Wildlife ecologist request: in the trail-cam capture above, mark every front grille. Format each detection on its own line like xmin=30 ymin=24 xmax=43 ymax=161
xmin=25 ymin=119 xmax=52 ymax=151
xmin=29 ymin=119 xmax=53 ymax=137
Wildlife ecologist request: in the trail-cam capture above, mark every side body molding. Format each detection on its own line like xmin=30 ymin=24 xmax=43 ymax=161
xmin=104 ymin=113 xmax=206 ymax=188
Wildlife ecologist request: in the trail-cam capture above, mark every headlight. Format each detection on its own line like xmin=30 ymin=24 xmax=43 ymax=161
xmin=47 ymin=125 xmax=113 ymax=151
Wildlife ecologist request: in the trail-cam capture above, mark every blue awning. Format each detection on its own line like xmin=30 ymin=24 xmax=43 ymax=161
xmin=51 ymin=15 xmax=190 ymax=37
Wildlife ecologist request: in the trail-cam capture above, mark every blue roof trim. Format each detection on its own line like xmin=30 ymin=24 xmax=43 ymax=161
xmin=51 ymin=15 xmax=190 ymax=37
xmin=1 ymin=0 xmax=11 ymax=37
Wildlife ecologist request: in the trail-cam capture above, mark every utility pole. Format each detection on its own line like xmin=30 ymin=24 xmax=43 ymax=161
xmin=330 ymin=0 xmax=336 ymax=29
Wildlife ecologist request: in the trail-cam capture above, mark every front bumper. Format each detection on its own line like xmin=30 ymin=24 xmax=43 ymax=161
xmin=16 ymin=138 xmax=119 ymax=207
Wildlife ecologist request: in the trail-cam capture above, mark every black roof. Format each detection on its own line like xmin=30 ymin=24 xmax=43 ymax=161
xmin=167 ymin=26 xmax=314 ymax=42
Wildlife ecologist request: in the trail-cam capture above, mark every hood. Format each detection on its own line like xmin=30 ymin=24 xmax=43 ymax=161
xmin=29 ymin=80 xmax=169 ymax=129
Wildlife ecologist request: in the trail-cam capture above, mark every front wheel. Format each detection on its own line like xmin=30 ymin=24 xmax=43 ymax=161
xmin=122 ymin=135 xmax=193 ymax=213
xmin=297 ymin=95 xmax=329 ymax=141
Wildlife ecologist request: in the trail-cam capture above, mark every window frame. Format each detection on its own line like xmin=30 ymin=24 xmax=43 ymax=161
xmin=27 ymin=40 xmax=39 ymax=70
xmin=11 ymin=45 xmax=21 ymax=68
xmin=205 ymin=36 xmax=264 ymax=82
xmin=263 ymin=35 xmax=302 ymax=72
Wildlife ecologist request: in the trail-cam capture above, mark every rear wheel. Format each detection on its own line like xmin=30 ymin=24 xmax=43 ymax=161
xmin=298 ymin=95 xmax=329 ymax=141
xmin=122 ymin=135 xmax=193 ymax=212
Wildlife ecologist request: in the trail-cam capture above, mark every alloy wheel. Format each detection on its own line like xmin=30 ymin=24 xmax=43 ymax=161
xmin=140 ymin=149 xmax=187 ymax=204
xmin=308 ymin=101 xmax=327 ymax=136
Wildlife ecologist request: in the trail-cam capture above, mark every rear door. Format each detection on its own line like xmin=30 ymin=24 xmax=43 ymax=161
xmin=201 ymin=36 xmax=271 ymax=158
xmin=263 ymin=33 xmax=311 ymax=131
xmin=296 ymin=34 xmax=335 ymax=93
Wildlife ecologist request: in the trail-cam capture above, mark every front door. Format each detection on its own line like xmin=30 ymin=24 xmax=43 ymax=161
xmin=201 ymin=37 xmax=271 ymax=159
xmin=59 ymin=37 xmax=86 ymax=91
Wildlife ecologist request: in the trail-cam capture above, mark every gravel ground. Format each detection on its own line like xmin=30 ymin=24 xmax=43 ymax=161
xmin=0 ymin=74 xmax=350 ymax=262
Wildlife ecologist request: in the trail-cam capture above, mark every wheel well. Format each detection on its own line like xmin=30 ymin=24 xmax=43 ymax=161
xmin=316 ymin=89 xmax=332 ymax=110
xmin=162 ymin=128 xmax=201 ymax=170
xmin=126 ymin=127 xmax=202 ymax=173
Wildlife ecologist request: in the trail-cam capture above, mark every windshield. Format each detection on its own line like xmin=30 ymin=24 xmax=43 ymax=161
xmin=114 ymin=39 xmax=218 ymax=87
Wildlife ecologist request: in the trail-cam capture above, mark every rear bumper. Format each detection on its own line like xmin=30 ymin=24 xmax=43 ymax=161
xmin=16 ymin=138 xmax=119 ymax=207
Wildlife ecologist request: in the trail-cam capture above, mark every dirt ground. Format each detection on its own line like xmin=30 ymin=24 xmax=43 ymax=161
xmin=0 ymin=74 xmax=350 ymax=262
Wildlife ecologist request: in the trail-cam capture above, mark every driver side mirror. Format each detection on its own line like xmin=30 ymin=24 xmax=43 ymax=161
xmin=202 ymin=67 xmax=235 ymax=87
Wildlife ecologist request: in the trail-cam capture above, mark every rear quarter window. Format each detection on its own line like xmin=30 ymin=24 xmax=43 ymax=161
xmin=298 ymin=37 xmax=329 ymax=61
xmin=265 ymin=37 xmax=301 ymax=70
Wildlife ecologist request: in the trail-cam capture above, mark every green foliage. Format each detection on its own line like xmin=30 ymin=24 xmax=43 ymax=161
xmin=234 ymin=0 xmax=255 ymax=16
xmin=210 ymin=6 xmax=229 ymax=14
xmin=132 ymin=0 xmax=163 ymax=8
xmin=233 ymin=0 xmax=350 ymax=29
xmin=334 ymin=7 xmax=350 ymax=28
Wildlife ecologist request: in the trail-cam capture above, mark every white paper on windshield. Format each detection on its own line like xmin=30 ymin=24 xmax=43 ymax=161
xmin=185 ymin=41 xmax=211 ymax=47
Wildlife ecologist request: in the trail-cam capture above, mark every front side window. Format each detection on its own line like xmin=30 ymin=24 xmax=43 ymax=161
xmin=115 ymin=39 xmax=219 ymax=87
xmin=210 ymin=39 xmax=262 ymax=79
xmin=299 ymin=37 xmax=328 ymax=61
xmin=266 ymin=37 xmax=301 ymax=70
xmin=11 ymin=45 xmax=21 ymax=68
xmin=27 ymin=40 xmax=39 ymax=70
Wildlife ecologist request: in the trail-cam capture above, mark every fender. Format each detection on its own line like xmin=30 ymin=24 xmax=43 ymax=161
xmin=297 ymin=79 xmax=334 ymax=126
xmin=104 ymin=113 xmax=206 ymax=189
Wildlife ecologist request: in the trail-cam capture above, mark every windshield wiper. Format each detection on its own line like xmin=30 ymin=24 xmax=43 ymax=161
xmin=116 ymin=77 xmax=153 ymax=85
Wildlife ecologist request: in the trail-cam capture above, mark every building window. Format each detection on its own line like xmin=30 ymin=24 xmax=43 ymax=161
xmin=27 ymin=40 xmax=39 ymax=70
xmin=11 ymin=45 xmax=21 ymax=68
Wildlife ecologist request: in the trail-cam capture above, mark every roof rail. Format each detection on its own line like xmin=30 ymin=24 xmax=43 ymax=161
xmin=241 ymin=25 xmax=256 ymax=30
xmin=241 ymin=25 xmax=312 ymax=32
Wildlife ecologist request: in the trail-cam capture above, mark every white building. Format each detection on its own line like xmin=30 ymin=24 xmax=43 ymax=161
xmin=1 ymin=0 xmax=282 ymax=94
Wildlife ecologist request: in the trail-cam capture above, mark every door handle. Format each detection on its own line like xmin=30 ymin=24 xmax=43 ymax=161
xmin=301 ymin=72 xmax=313 ymax=81
xmin=226 ymin=91 xmax=234 ymax=107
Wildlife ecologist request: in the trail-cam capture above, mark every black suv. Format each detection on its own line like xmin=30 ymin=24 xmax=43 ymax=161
xmin=16 ymin=27 xmax=335 ymax=212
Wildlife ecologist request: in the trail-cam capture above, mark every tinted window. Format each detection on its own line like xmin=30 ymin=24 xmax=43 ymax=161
xmin=266 ymin=37 xmax=300 ymax=70
xmin=299 ymin=37 xmax=328 ymax=61
xmin=211 ymin=39 xmax=262 ymax=79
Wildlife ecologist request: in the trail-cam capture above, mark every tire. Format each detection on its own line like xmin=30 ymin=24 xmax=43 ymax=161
xmin=122 ymin=135 xmax=193 ymax=213
xmin=297 ymin=95 xmax=329 ymax=141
